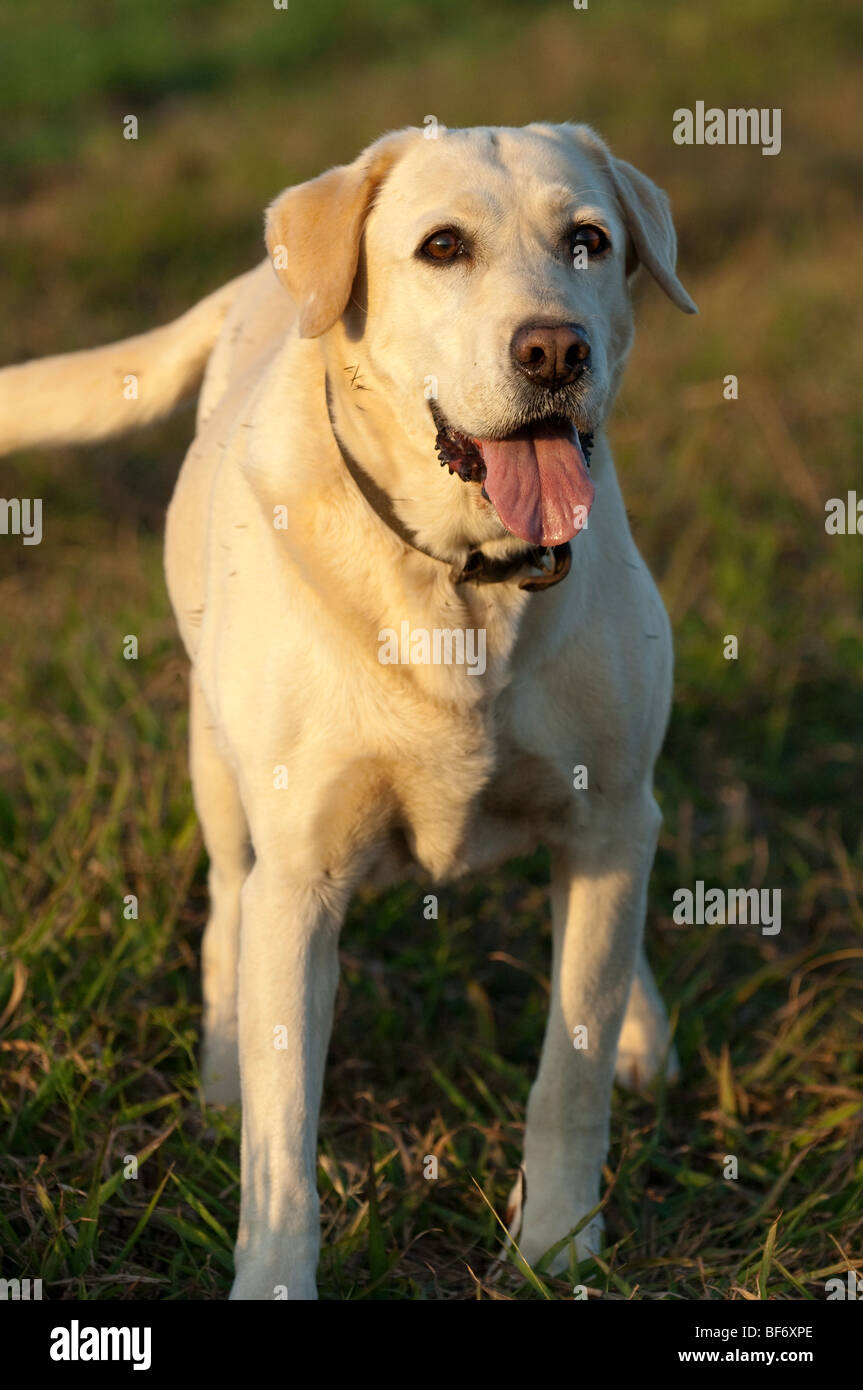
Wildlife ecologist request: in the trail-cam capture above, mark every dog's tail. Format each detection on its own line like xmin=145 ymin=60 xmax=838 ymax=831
xmin=0 ymin=270 xmax=252 ymax=456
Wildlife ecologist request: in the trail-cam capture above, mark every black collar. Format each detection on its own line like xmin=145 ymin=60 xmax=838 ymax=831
xmin=324 ymin=376 xmax=572 ymax=592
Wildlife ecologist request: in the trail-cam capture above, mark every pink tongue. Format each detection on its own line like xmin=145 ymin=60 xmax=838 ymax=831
xmin=477 ymin=422 xmax=594 ymax=546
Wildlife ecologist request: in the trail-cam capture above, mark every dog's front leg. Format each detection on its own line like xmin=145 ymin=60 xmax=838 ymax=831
xmin=511 ymin=789 xmax=662 ymax=1273
xmin=230 ymin=862 xmax=343 ymax=1301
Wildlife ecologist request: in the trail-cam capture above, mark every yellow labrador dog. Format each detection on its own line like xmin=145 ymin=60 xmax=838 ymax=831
xmin=0 ymin=123 xmax=696 ymax=1299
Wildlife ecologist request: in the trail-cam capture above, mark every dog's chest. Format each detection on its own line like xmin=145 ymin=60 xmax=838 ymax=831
xmin=368 ymin=672 xmax=583 ymax=888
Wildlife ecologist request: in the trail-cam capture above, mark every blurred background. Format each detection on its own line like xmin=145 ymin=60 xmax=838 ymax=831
xmin=0 ymin=0 xmax=861 ymax=1299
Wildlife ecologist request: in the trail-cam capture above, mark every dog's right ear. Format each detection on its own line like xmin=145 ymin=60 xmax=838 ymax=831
xmin=265 ymin=129 xmax=418 ymax=338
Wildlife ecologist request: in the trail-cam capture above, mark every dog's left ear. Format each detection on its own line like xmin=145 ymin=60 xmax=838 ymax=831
xmin=265 ymin=128 xmax=418 ymax=338
xmin=606 ymin=156 xmax=698 ymax=314
xmin=568 ymin=124 xmax=697 ymax=314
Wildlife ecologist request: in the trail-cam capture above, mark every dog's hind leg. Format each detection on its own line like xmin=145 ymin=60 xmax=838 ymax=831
xmin=615 ymin=945 xmax=679 ymax=1093
xmin=190 ymin=675 xmax=250 ymax=1106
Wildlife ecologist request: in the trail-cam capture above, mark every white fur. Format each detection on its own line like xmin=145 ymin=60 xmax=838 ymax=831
xmin=0 ymin=122 xmax=694 ymax=1299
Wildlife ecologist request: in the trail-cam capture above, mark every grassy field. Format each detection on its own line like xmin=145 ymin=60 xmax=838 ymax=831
xmin=0 ymin=0 xmax=861 ymax=1299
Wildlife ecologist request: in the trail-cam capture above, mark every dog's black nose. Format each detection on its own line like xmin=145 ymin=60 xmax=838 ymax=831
xmin=511 ymin=322 xmax=590 ymax=389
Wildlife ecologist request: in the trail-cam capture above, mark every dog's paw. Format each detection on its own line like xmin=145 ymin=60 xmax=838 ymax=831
xmin=229 ymin=1272 xmax=318 ymax=1301
xmin=230 ymin=1237 xmax=319 ymax=1301
xmin=503 ymin=1169 xmax=603 ymax=1274
xmin=615 ymin=1038 xmax=680 ymax=1094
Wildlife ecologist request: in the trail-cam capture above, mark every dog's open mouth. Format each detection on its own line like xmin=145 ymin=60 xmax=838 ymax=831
xmin=431 ymin=406 xmax=596 ymax=548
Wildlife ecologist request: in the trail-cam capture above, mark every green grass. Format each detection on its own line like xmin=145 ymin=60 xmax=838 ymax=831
xmin=1 ymin=0 xmax=862 ymax=1299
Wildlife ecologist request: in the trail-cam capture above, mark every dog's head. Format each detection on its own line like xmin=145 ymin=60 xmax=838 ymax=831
xmin=265 ymin=124 xmax=696 ymax=552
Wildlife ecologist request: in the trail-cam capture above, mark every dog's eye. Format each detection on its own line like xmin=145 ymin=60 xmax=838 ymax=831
xmin=420 ymin=229 xmax=465 ymax=262
xmin=571 ymin=224 xmax=610 ymax=257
